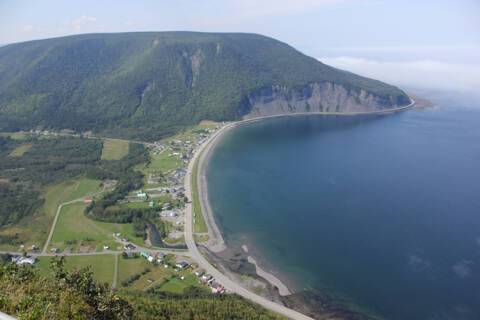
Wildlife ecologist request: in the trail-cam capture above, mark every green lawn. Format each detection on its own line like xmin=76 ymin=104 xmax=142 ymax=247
xmin=118 ymin=257 xmax=152 ymax=284
xmin=101 ymin=139 xmax=129 ymax=160
xmin=50 ymin=203 xmax=113 ymax=248
xmin=158 ymin=273 xmax=201 ymax=293
xmin=50 ymin=201 xmax=148 ymax=252
xmin=121 ymin=201 xmax=150 ymax=209
xmin=91 ymin=219 xmax=145 ymax=247
xmin=119 ymin=259 xmax=172 ymax=291
xmin=141 ymin=150 xmax=183 ymax=174
xmin=36 ymin=255 xmax=115 ymax=285
xmin=8 ymin=143 xmax=32 ymax=156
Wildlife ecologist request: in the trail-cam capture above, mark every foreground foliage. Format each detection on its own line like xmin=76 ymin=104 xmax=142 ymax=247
xmin=0 ymin=256 xmax=285 ymax=320
xmin=0 ymin=257 xmax=132 ymax=319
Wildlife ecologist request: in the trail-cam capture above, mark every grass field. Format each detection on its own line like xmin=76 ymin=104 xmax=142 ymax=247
xmin=192 ymin=160 xmax=208 ymax=233
xmin=50 ymin=202 xmax=117 ymax=251
xmin=118 ymin=257 xmax=204 ymax=292
xmin=8 ymin=132 xmax=32 ymax=141
xmin=43 ymin=178 xmax=101 ymax=218
xmin=118 ymin=257 xmax=153 ymax=284
xmin=119 ymin=257 xmax=169 ymax=291
xmin=8 ymin=143 xmax=32 ymax=156
xmin=0 ymin=178 xmax=101 ymax=251
xmin=101 ymin=139 xmax=129 ymax=160
xmin=92 ymin=220 xmax=145 ymax=247
xmin=36 ymin=255 xmax=115 ymax=285
xmin=139 ymin=150 xmax=183 ymax=174
xmin=157 ymin=273 xmax=201 ymax=293
xmin=121 ymin=201 xmax=150 ymax=209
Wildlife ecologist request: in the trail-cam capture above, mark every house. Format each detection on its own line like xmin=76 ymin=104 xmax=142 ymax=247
xmin=136 ymin=192 xmax=147 ymax=199
xmin=124 ymin=243 xmax=136 ymax=250
xmin=83 ymin=197 xmax=93 ymax=204
xmin=200 ymin=274 xmax=213 ymax=283
xmin=210 ymin=281 xmax=225 ymax=294
xmin=16 ymin=256 xmax=36 ymax=265
xmin=140 ymin=251 xmax=155 ymax=263
xmin=103 ymin=245 xmax=109 ymax=250
xmin=175 ymin=261 xmax=189 ymax=269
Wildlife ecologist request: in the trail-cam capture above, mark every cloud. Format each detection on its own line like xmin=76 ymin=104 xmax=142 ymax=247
xmin=452 ymin=260 xmax=473 ymax=279
xmin=68 ymin=15 xmax=97 ymax=31
xmin=22 ymin=24 xmax=34 ymax=33
xmin=319 ymin=56 xmax=480 ymax=93
xmin=229 ymin=0 xmax=347 ymax=17
xmin=192 ymin=0 xmax=356 ymax=27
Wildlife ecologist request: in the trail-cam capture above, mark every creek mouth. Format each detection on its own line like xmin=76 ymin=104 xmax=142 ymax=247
xmin=147 ymin=222 xmax=186 ymax=250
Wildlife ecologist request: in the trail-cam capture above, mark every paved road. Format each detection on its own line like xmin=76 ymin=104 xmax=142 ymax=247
xmin=183 ymin=124 xmax=315 ymax=320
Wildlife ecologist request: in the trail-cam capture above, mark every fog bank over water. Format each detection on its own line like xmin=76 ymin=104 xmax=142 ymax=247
xmin=318 ymin=45 xmax=480 ymax=98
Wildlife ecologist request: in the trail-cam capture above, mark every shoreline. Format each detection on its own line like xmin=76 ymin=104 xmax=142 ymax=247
xmin=195 ymin=100 xmax=416 ymax=297
xmin=196 ymin=119 xmax=298 ymax=297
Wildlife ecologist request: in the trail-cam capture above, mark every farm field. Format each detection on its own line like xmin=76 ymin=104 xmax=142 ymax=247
xmin=44 ymin=178 xmax=101 ymax=218
xmin=49 ymin=202 xmax=118 ymax=252
xmin=0 ymin=178 xmax=101 ymax=251
xmin=36 ymin=254 xmax=116 ymax=285
xmin=8 ymin=143 xmax=32 ymax=157
xmin=101 ymin=139 xmax=129 ymax=160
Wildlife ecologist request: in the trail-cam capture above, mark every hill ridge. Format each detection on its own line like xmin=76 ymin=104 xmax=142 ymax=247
xmin=0 ymin=31 xmax=410 ymax=140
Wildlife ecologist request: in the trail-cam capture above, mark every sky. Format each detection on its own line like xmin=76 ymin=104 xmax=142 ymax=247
xmin=1 ymin=0 xmax=479 ymax=94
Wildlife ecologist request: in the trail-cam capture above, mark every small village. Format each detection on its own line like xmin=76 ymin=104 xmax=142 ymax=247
xmin=6 ymin=122 xmax=227 ymax=295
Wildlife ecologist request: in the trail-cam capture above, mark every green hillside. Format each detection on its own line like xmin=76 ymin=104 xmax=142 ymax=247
xmin=0 ymin=32 xmax=409 ymax=140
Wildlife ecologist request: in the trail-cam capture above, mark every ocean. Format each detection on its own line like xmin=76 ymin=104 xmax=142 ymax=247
xmin=206 ymin=92 xmax=480 ymax=320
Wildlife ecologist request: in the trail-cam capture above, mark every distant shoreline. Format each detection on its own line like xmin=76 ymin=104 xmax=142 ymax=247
xmin=195 ymin=99 xmax=416 ymax=296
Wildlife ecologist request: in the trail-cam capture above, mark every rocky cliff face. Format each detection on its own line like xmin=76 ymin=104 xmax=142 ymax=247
xmin=244 ymin=82 xmax=411 ymax=118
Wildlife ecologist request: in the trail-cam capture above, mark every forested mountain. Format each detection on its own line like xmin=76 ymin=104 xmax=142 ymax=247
xmin=0 ymin=32 xmax=410 ymax=140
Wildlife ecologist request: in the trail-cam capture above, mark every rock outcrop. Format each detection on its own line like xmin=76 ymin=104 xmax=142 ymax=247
xmin=244 ymin=82 xmax=411 ymax=118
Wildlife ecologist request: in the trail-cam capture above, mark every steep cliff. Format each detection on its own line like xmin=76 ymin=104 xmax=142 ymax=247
xmin=245 ymin=82 xmax=410 ymax=118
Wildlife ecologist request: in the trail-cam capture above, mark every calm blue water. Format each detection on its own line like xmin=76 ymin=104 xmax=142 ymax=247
xmin=207 ymin=94 xmax=480 ymax=320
